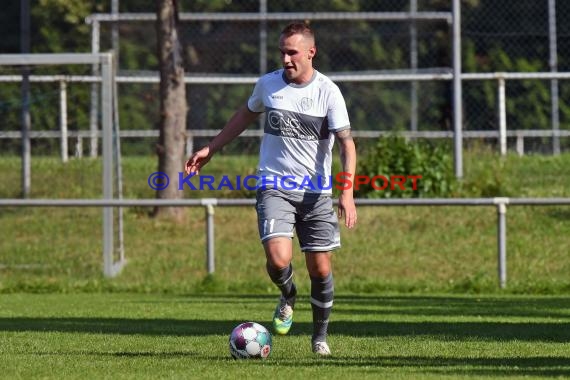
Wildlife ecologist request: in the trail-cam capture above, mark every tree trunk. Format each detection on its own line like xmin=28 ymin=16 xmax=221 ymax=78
xmin=154 ymin=0 xmax=187 ymax=220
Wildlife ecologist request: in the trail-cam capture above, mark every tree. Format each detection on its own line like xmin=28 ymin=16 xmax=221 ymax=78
xmin=155 ymin=0 xmax=187 ymax=220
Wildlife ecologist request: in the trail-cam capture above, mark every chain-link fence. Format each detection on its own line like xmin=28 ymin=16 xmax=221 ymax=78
xmin=100 ymin=0 xmax=570 ymax=154
xmin=461 ymin=0 xmax=570 ymax=153
xmin=95 ymin=1 xmax=453 ymax=155
xmin=1 ymin=0 xmax=569 ymax=155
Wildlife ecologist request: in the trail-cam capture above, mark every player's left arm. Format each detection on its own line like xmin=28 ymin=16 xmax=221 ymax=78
xmin=335 ymin=128 xmax=357 ymax=229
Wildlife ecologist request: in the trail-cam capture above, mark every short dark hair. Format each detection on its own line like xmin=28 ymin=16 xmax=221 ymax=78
xmin=280 ymin=21 xmax=315 ymax=42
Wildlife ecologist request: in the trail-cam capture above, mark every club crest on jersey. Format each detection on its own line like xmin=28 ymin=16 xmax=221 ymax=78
xmin=300 ymin=97 xmax=314 ymax=111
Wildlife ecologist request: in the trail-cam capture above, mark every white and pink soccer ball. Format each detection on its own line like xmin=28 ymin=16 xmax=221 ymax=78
xmin=229 ymin=322 xmax=272 ymax=359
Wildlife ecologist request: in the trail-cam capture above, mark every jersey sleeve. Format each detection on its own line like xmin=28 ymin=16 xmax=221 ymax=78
xmin=247 ymin=77 xmax=266 ymax=113
xmin=327 ymin=85 xmax=351 ymax=131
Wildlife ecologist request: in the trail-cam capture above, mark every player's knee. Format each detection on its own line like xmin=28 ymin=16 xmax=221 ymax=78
xmin=266 ymin=258 xmax=290 ymax=272
xmin=305 ymin=252 xmax=331 ymax=278
xmin=309 ymin=267 xmax=330 ymax=278
xmin=306 ymin=261 xmax=331 ymax=278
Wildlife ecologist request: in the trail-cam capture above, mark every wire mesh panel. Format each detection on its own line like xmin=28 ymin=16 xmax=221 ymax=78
xmin=461 ymin=0 xmax=570 ymax=152
xmin=2 ymin=1 xmax=570 ymax=160
xmin=91 ymin=1 xmax=453 ymax=155
xmin=0 ymin=67 xmax=94 ymax=157
xmin=0 ymin=53 xmax=125 ymax=277
xmin=86 ymin=0 xmax=570 ymax=154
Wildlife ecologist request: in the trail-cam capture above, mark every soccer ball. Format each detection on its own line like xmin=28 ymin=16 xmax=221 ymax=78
xmin=229 ymin=322 xmax=272 ymax=359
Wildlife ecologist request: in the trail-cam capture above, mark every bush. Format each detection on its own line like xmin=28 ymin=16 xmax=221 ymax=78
xmin=356 ymin=135 xmax=457 ymax=198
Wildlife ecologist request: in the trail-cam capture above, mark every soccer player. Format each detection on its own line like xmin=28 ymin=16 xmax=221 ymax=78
xmin=185 ymin=21 xmax=357 ymax=356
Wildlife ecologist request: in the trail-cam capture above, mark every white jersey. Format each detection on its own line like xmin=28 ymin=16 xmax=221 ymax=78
xmin=247 ymin=69 xmax=350 ymax=194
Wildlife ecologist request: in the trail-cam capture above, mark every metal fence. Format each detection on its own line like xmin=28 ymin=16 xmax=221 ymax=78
xmin=0 ymin=53 xmax=126 ymax=277
xmin=2 ymin=196 xmax=570 ymax=288
xmin=1 ymin=2 xmax=570 ymax=288
xmin=1 ymin=2 xmax=568 ymax=165
xmin=2 ymin=71 xmax=570 ymax=161
xmin=2 ymin=1 xmax=569 ymax=158
xmin=83 ymin=0 xmax=570 ymax=154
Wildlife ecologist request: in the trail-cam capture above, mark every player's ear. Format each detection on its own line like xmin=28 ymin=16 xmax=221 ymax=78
xmin=308 ymin=46 xmax=317 ymax=60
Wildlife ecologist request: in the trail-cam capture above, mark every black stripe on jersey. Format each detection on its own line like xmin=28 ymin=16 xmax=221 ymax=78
xmin=264 ymin=107 xmax=330 ymax=141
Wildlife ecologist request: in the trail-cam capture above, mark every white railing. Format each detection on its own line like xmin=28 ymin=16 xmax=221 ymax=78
xmin=1 ymin=197 xmax=569 ymax=288
xmin=1 ymin=71 xmax=569 ymax=160
xmin=1 ymin=128 xmax=569 ymax=161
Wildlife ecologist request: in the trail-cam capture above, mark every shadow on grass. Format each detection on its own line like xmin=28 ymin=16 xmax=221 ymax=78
xmin=333 ymin=295 xmax=570 ymax=319
xmin=2 ymin=293 xmax=570 ymax=377
xmin=1 ymin=294 xmax=569 ymax=340
xmin=1 ymin=317 xmax=569 ymax=343
xmin=272 ymin=356 xmax=570 ymax=378
xmin=133 ymin=294 xmax=570 ymax=319
xmin=29 ymin=350 xmax=198 ymax=358
xmin=20 ymin=351 xmax=570 ymax=377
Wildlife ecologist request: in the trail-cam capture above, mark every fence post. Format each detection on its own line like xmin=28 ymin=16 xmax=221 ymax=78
xmin=495 ymin=197 xmax=509 ymax=289
xmin=203 ymin=199 xmax=217 ymax=274
xmin=410 ymin=0 xmax=419 ymax=134
xmin=497 ymin=76 xmax=507 ymax=156
xmin=101 ymin=54 xmax=115 ymax=277
xmin=548 ymin=0 xmax=560 ymax=156
xmin=186 ymin=132 xmax=194 ymax=157
xmin=452 ymin=0 xmax=463 ymax=179
xmin=59 ymin=79 xmax=68 ymax=163
xmin=89 ymin=20 xmax=100 ymax=158
xmin=516 ymin=133 xmax=524 ymax=156
xmin=75 ymin=136 xmax=83 ymax=158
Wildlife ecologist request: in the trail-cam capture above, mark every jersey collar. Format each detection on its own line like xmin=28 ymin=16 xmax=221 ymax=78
xmin=282 ymin=69 xmax=318 ymax=88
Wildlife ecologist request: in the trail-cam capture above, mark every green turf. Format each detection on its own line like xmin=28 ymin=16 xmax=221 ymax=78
xmin=1 ymin=149 xmax=569 ymax=378
xmin=1 ymin=293 xmax=569 ymax=379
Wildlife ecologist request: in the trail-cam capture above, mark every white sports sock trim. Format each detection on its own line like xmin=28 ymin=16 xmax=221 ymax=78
xmin=276 ymin=271 xmax=294 ymax=286
xmin=310 ymin=297 xmax=333 ymax=309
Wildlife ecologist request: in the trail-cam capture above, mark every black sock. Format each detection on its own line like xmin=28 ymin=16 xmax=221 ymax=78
xmin=266 ymin=262 xmax=297 ymax=306
xmin=310 ymin=272 xmax=334 ymax=342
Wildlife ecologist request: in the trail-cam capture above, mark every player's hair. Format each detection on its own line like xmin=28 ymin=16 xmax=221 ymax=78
xmin=280 ymin=21 xmax=315 ymax=43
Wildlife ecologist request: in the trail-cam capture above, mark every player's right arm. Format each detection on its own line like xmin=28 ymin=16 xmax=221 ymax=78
xmin=184 ymin=104 xmax=260 ymax=175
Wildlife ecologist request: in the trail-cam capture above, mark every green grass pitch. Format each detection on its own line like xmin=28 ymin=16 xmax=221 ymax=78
xmin=1 ymin=293 xmax=569 ymax=379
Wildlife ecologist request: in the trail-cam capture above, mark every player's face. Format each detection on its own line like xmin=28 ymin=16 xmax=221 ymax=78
xmin=279 ymin=33 xmax=316 ymax=85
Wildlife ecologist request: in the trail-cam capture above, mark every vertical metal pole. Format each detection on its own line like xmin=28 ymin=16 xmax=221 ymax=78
xmin=20 ymin=0 xmax=31 ymax=198
xmin=259 ymin=0 xmax=267 ymax=131
xmin=496 ymin=201 xmax=507 ymax=289
xmin=206 ymin=204 xmax=215 ymax=274
xmin=90 ymin=21 xmax=100 ymax=158
xmin=59 ymin=80 xmax=68 ymax=163
xmin=498 ymin=77 xmax=507 ymax=156
xmin=516 ymin=134 xmax=524 ymax=156
xmin=186 ymin=134 xmax=194 ymax=158
xmin=112 ymin=58 xmax=125 ymax=264
xmin=112 ymin=0 xmax=119 ymax=64
xmin=410 ymin=0 xmax=418 ymax=133
xmin=76 ymin=137 xmax=83 ymax=158
xmin=452 ymin=0 xmax=463 ymax=179
xmin=548 ymin=0 xmax=560 ymax=155
xmin=101 ymin=54 xmax=114 ymax=277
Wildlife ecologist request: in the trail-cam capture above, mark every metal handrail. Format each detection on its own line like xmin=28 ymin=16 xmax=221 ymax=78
xmin=1 ymin=197 xmax=569 ymax=288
